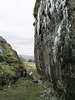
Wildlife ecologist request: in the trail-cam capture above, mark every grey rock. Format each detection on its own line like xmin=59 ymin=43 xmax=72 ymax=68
xmin=34 ymin=0 xmax=75 ymax=99
xmin=0 ymin=49 xmax=3 ymax=55
xmin=38 ymin=80 xmax=42 ymax=85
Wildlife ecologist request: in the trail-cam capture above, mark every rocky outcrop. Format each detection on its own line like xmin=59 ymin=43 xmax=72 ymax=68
xmin=34 ymin=0 xmax=75 ymax=99
xmin=0 ymin=36 xmax=26 ymax=86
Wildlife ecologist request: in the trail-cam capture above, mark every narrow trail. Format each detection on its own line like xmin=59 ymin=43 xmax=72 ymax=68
xmin=0 ymin=62 xmax=57 ymax=100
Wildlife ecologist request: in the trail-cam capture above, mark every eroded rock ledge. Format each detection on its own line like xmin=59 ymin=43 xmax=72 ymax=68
xmin=34 ymin=0 xmax=75 ymax=99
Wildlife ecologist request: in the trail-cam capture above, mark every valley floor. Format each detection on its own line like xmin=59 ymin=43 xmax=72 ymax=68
xmin=0 ymin=62 xmax=57 ymax=100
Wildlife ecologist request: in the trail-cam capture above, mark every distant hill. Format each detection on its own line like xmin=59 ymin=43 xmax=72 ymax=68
xmin=19 ymin=55 xmax=34 ymax=62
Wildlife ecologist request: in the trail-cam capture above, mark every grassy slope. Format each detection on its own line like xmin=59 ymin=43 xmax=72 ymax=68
xmin=0 ymin=38 xmax=26 ymax=87
xmin=0 ymin=62 xmax=53 ymax=100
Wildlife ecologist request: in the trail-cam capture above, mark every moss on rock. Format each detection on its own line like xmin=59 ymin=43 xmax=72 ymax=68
xmin=0 ymin=36 xmax=27 ymax=87
xmin=33 ymin=0 xmax=41 ymax=18
xmin=0 ymin=54 xmax=5 ymax=62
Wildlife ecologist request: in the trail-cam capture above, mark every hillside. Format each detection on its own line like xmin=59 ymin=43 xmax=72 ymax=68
xmin=19 ymin=55 xmax=34 ymax=62
xmin=0 ymin=36 xmax=27 ymax=87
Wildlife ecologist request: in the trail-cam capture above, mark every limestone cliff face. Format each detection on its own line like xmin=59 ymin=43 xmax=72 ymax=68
xmin=0 ymin=36 xmax=26 ymax=86
xmin=34 ymin=0 xmax=75 ymax=99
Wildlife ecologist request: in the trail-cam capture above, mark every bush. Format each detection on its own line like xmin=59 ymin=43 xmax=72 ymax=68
xmin=28 ymin=59 xmax=33 ymax=62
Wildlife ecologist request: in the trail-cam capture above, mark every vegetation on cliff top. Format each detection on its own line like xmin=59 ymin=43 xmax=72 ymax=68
xmin=33 ymin=0 xmax=41 ymax=18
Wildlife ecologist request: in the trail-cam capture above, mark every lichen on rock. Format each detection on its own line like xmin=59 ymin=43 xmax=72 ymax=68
xmin=34 ymin=0 xmax=75 ymax=99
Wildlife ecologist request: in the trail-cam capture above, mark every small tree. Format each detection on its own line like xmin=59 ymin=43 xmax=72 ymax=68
xmin=28 ymin=59 xmax=33 ymax=62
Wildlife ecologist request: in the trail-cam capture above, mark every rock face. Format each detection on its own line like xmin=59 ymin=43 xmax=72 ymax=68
xmin=34 ymin=0 xmax=75 ymax=99
xmin=0 ymin=36 xmax=26 ymax=86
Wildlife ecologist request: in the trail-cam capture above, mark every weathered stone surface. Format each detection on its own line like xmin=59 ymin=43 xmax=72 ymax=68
xmin=34 ymin=0 xmax=75 ymax=99
xmin=0 ymin=36 xmax=27 ymax=86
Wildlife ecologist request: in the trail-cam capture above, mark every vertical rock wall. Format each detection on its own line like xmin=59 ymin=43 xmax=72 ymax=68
xmin=34 ymin=0 xmax=75 ymax=99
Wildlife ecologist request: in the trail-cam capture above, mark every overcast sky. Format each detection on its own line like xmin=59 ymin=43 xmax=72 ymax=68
xmin=0 ymin=0 xmax=35 ymax=56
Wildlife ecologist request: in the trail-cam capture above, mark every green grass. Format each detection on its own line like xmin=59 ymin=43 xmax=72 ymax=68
xmin=0 ymin=81 xmax=44 ymax=100
xmin=0 ymin=62 xmax=53 ymax=100
xmin=0 ymin=62 xmax=45 ymax=100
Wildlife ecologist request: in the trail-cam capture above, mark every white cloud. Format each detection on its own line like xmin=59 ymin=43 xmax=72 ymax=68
xmin=0 ymin=0 xmax=35 ymax=56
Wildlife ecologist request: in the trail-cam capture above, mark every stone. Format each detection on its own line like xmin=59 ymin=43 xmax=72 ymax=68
xmin=34 ymin=0 xmax=75 ymax=99
xmin=0 ymin=49 xmax=3 ymax=55
xmin=38 ymin=80 xmax=42 ymax=85
xmin=29 ymin=71 xmax=33 ymax=76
